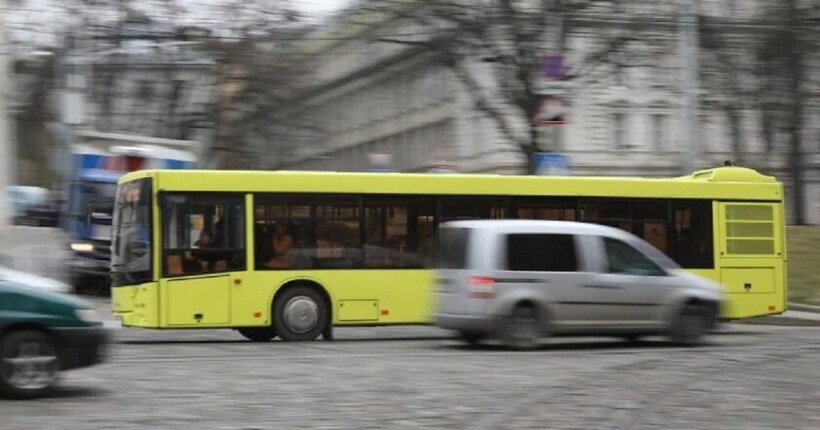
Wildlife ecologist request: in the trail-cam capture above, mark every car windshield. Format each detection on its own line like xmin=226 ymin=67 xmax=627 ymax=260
xmin=629 ymin=237 xmax=682 ymax=270
xmin=111 ymin=179 xmax=153 ymax=287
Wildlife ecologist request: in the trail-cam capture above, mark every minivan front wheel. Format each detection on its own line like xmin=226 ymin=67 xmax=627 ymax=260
xmin=502 ymin=305 xmax=541 ymax=351
xmin=0 ymin=330 xmax=61 ymax=399
xmin=459 ymin=331 xmax=485 ymax=346
xmin=669 ymin=304 xmax=712 ymax=346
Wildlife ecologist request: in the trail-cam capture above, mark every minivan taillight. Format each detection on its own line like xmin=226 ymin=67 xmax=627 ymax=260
xmin=467 ymin=276 xmax=495 ymax=299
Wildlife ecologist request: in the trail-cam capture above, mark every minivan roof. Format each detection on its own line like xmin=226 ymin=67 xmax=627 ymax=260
xmin=440 ymin=219 xmax=634 ymax=239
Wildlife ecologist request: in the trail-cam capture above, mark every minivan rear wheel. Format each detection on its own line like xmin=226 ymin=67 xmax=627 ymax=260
xmin=502 ymin=305 xmax=541 ymax=351
xmin=669 ymin=304 xmax=711 ymax=346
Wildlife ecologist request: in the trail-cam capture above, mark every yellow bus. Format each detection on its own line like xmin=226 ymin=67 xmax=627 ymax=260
xmin=110 ymin=166 xmax=786 ymax=341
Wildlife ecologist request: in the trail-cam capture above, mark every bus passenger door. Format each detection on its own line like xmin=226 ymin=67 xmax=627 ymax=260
xmin=162 ymin=274 xmax=232 ymax=326
xmin=159 ymin=193 xmax=247 ymax=328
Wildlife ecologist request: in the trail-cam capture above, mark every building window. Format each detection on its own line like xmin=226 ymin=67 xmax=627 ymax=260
xmin=651 ymin=112 xmax=668 ymax=150
xmin=613 ymin=112 xmax=627 ymax=149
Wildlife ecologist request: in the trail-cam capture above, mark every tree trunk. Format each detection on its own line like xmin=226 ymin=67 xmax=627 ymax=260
xmin=727 ymin=108 xmax=744 ymax=165
xmin=787 ymin=0 xmax=805 ymax=225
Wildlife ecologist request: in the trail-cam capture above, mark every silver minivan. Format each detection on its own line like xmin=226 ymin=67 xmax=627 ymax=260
xmin=434 ymin=220 xmax=724 ymax=350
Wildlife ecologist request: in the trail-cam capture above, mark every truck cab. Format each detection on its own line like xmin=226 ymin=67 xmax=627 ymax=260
xmin=63 ymin=141 xmax=197 ymax=294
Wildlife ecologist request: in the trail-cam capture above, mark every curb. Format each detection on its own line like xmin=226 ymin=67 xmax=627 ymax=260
xmin=789 ymin=303 xmax=820 ymax=313
xmin=736 ymin=316 xmax=820 ymax=327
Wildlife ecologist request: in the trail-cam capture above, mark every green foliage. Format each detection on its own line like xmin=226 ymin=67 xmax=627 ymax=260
xmin=787 ymin=226 xmax=820 ymax=305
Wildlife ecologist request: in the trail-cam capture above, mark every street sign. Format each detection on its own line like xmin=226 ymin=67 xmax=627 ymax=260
xmin=534 ymin=152 xmax=571 ymax=175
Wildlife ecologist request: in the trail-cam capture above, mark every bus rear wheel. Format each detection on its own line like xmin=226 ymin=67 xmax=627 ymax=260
xmin=237 ymin=327 xmax=277 ymax=342
xmin=274 ymin=286 xmax=328 ymax=342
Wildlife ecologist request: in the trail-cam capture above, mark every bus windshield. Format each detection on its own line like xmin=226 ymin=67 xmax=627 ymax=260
xmin=111 ymin=179 xmax=152 ymax=287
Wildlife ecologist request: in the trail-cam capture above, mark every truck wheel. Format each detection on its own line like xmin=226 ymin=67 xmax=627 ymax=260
xmin=274 ymin=286 xmax=328 ymax=342
xmin=0 ymin=330 xmax=61 ymax=399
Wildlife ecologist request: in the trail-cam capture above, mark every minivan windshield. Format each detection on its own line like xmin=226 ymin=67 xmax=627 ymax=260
xmin=435 ymin=227 xmax=470 ymax=269
xmin=111 ymin=179 xmax=153 ymax=287
xmin=629 ymin=237 xmax=681 ymax=270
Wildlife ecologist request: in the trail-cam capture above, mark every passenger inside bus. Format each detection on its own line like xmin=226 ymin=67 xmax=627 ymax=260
xmin=261 ymin=221 xmax=296 ymax=268
xmin=183 ymin=229 xmax=228 ymax=272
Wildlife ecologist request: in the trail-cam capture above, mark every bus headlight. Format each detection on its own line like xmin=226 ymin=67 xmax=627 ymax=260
xmin=70 ymin=242 xmax=94 ymax=252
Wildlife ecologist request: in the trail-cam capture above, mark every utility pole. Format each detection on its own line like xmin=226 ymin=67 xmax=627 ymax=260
xmin=0 ymin=0 xmax=13 ymax=229
xmin=680 ymin=0 xmax=701 ymax=173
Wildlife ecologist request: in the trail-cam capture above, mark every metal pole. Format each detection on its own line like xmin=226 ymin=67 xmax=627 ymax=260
xmin=680 ymin=0 xmax=701 ymax=173
xmin=0 ymin=0 xmax=13 ymax=228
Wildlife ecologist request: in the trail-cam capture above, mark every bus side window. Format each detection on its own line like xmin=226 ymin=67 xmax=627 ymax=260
xmin=161 ymin=194 xmax=246 ymax=277
xmin=671 ymin=200 xmax=714 ymax=269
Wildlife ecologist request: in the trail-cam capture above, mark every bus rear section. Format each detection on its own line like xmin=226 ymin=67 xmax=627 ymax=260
xmin=714 ymin=201 xmax=786 ymax=319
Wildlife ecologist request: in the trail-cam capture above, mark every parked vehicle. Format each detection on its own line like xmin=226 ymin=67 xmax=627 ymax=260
xmin=0 ymin=280 xmax=108 ymax=399
xmin=7 ymin=186 xmax=49 ymax=225
xmin=0 ymin=265 xmax=73 ymax=294
xmin=19 ymin=198 xmax=62 ymax=227
xmin=434 ymin=220 xmax=724 ymax=350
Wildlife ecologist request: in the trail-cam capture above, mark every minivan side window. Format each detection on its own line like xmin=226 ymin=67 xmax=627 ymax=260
xmin=603 ymin=237 xmax=666 ymax=276
xmin=506 ymin=234 xmax=578 ymax=272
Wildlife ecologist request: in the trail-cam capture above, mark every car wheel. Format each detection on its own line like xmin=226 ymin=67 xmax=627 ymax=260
xmin=502 ymin=305 xmax=541 ymax=351
xmin=0 ymin=330 xmax=61 ymax=399
xmin=274 ymin=286 xmax=328 ymax=342
xmin=459 ymin=331 xmax=485 ymax=346
xmin=237 ymin=327 xmax=277 ymax=342
xmin=669 ymin=304 xmax=711 ymax=346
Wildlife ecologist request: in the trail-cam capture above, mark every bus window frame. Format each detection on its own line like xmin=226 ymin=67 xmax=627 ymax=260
xmin=159 ymin=191 xmax=248 ymax=278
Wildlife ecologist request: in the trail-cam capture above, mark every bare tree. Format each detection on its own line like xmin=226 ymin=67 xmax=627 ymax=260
xmin=10 ymin=0 xmax=306 ymax=170
xmin=370 ymin=0 xmax=664 ymax=173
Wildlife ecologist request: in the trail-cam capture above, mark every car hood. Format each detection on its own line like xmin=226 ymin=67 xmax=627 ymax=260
xmin=0 ymin=266 xmax=73 ymax=294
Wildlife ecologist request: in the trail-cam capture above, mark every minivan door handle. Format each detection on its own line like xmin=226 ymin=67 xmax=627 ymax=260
xmin=582 ymin=284 xmax=622 ymax=290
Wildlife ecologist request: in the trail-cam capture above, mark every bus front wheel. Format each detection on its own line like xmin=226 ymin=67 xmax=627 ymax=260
xmin=274 ymin=286 xmax=328 ymax=342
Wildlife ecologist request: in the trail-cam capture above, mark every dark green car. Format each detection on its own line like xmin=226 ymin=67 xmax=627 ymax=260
xmin=0 ymin=280 xmax=109 ymax=399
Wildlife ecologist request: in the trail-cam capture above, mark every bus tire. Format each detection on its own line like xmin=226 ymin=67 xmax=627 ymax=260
xmin=273 ymin=285 xmax=328 ymax=342
xmin=237 ymin=327 xmax=277 ymax=342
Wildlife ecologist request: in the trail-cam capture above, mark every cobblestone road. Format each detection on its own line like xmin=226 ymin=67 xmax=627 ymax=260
xmin=4 ymin=322 xmax=819 ymax=430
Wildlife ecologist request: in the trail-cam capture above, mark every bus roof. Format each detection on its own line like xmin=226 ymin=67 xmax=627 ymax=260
xmin=120 ymin=166 xmax=783 ymax=201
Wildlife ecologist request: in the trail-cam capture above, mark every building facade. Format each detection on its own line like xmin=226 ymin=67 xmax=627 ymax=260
xmin=263 ymin=0 xmax=820 ymax=223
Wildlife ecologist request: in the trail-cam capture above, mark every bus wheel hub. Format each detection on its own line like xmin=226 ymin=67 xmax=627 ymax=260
xmin=284 ymin=296 xmax=319 ymax=334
